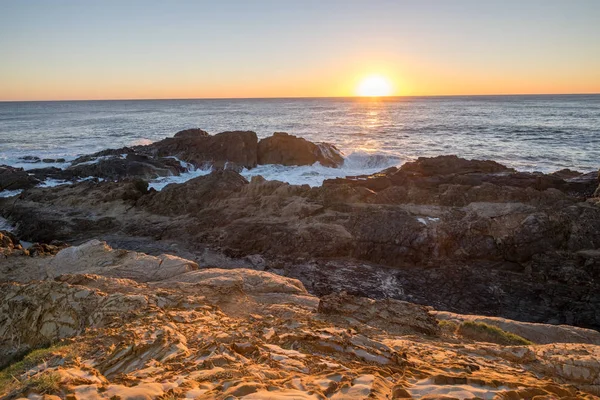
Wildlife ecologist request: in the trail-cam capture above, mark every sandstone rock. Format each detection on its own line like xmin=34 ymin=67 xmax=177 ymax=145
xmin=0 ymin=279 xmax=153 ymax=367
xmin=435 ymin=311 xmax=600 ymax=345
xmin=46 ymin=240 xmax=199 ymax=282
xmin=257 ymin=132 xmax=344 ymax=167
xmin=318 ymin=292 xmax=440 ymax=336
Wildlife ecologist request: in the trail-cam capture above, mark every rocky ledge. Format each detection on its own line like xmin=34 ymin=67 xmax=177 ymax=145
xmin=1 ymin=240 xmax=600 ymax=399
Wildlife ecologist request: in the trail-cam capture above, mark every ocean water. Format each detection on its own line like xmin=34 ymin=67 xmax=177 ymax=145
xmin=1 ymin=95 xmax=599 ymax=190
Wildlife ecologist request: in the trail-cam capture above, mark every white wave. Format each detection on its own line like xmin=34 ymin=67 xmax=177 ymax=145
xmin=148 ymin=165 xmax=212 ymax=191
xmin=0 ymin=189 xmax=23 ymax=198
xmin=0 ymin=216 xmax=14 ymax=231
xmin=144 ymin=151 xmax=402 ymax=190
xmin=240 ymin=152 xmax=402 ymax=187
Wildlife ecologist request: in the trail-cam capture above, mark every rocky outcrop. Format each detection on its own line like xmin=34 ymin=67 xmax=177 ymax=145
xmin=257 ymin=131 xmax=344 ymax=167
xmin=0 ymin=165 xmax=39 ymax=192
xmin=139 ymin=130 xmax=259 ymax=168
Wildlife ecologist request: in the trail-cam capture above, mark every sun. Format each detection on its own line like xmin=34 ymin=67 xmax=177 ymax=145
xmin=356 ymin=75 xmax=393 ymax=97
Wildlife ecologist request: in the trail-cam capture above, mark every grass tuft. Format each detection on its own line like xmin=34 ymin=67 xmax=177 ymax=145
xmin=457 ymin=321 xmax=533 ymax=346
xmin=27 ymin=371 xmax=61 ymax=394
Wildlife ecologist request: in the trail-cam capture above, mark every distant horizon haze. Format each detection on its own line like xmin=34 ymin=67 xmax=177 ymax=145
xmin=1 ymin=0 xmax=599 ymax=101
xmin=0 ymin=92 xmax=599 ymax=104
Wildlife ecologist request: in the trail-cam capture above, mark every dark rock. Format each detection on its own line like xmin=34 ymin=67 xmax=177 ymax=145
xmin=399 ymin=155 xmax=513 ymax=176
xmin=257 ymin=132 xmax=344 ymax=168
xmin=139 ymin=130 xmax=258 ymax=169
xmin=18 ymin=156 xmax=41 ymax=163
xmin=71 ymin=147 xmax=136 ymax=166
xmin=140 ymin=170 xmax=249 ymax=215
xmin=174 ymin=128 xmax=210 ymax=138
xmin=551 ymin=169 xmax=583 ymax=179
xmin=66 ymin=155 xmax=185 ymax=181
xmin=0 ymin=165 xmax=40 ymax=192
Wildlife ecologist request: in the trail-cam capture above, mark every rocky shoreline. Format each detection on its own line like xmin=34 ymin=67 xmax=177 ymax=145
xmin=1 ymin=128 xmax=600 ymax=398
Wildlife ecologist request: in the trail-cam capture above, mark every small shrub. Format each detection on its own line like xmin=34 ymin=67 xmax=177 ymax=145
xmin=457 ymin=321 xmax=533 ymax=346
xmin=27 ymin=371 xmax=61 ymax=394
xmin=438 ymin=319 xmax=458 ymax=332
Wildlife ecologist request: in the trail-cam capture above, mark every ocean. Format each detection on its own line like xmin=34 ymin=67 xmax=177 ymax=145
xmin=1 ymin=94 xmax=599 ymax=190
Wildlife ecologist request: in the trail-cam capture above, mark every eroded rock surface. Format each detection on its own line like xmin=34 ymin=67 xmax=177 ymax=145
xmin=1 ymin=242 xmax=600 ymax=399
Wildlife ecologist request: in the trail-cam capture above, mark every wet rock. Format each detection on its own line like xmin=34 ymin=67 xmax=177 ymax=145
xmin=18 ymin=155 xmax=41 ymax=163
xmin=66 ymin=154 xmax=185 ymax=180
xmin=0 ymin=165 xmax=40 ymax=191
xmin=257 ymin=132 xmax=344 ymax=167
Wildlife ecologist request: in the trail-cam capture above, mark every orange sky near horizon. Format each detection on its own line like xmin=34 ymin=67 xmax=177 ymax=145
xmin=1 ymin=1 xmax=599 ymax=101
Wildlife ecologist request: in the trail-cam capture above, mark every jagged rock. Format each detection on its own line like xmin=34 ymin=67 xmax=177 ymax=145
xmin=0 ymin=165 xmax=40 ymax=192
xmin=257 ymin=132 xmax=344 ymax=167
xmin=70 ymin=147 xmax=136 ymax=165
xmin=0 ymin=279 xmax=154 ymax=367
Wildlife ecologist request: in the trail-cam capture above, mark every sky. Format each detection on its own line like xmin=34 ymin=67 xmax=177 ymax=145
xmin=1 ymin=0 xmax=599 ymax=101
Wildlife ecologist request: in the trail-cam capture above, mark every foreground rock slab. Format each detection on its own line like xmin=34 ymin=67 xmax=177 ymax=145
xmin=1 ymin=241 xmax=600 ymax=399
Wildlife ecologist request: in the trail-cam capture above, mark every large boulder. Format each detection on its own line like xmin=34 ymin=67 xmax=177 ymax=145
xmin=140 ymin=130 xmax=258 ymax=169
xmin=0 ymin=165 xmax=39 ymax=192
xmin=257 ymin=132 xmax=344 ymax=167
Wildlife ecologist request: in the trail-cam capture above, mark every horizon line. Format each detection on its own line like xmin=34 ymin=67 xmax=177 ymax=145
xmin=1 ymin=92 xmax=599 ymax=103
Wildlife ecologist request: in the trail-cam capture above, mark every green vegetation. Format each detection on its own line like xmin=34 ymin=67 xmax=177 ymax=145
xmin=26 ymin=371 xmax=61 ymax=394
xmin=437 ymin=319 xmax=458 ymax=331
xmin=457 ymin=321 xmax=533 ymax=346
xmin=0 ymin=343 xmax=80 ymax=396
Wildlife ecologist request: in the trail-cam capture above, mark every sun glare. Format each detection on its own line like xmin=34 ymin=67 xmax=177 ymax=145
xmin=356 ymin=75 xmax=393 ymax=97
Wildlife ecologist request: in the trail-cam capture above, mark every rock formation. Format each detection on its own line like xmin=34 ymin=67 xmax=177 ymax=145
xmin=257 ymin=132 xmax=344 ymax=167
xmin=1 ymin=240 xmax=600 ymax=399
